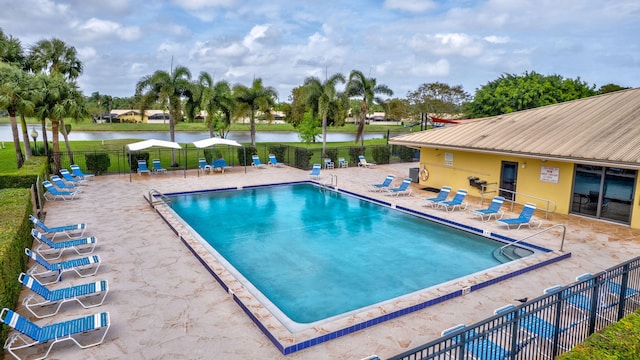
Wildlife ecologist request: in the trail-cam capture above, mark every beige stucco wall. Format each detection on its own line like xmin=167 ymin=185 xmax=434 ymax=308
xmin=418 ymin=148 xmax=640 ymax=228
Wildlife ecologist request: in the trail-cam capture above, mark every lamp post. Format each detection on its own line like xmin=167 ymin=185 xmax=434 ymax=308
xmin=30 ymin=127 xmax=39 ymax=156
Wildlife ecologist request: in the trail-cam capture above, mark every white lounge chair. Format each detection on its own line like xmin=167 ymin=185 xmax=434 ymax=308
xmin=358 ymin=155 xmax=376 ymax=168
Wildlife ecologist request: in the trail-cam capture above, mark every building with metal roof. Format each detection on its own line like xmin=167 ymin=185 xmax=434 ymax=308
xmin=390 ymin=88 xmax=640 ymax=228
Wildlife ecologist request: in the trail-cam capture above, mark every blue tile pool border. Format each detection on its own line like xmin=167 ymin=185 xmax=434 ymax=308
xmin=146 ymin=182 xmax=570 ymax=355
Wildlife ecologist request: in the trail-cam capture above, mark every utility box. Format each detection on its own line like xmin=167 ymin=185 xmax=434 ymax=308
xmin=409 ymin=167 xmax=420 ymax=183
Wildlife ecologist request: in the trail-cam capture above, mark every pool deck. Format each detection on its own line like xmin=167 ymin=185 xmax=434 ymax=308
xmin=12 ymin=163 xmax=640 ymax=360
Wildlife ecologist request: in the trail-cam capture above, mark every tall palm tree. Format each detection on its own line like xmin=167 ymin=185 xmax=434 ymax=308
xmin=136 ymin=66 xmax=192 ymax=166
xmin=27 ymin=37 xmax=84 ymax=157
xmin=302 ymin=73 xmax=345 ymax=157
xmin=27 ymin=38 xmax=83 ymax=80
xmin=198 ymin=72 xmax=235 ymax=138
xmin=347 ymin=70 xmax=393 ymax=145
xmin=0 ymin=63 xmax=34 ymax=168
xmin=232 ymin=78 xmax=278 ymax=147
xmin=31 ymin=74 xmax=84 ymax=173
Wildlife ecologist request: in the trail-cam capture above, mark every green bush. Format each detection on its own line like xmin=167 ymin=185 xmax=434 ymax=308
xmin=372 ymin=146 xmax=390 ymax=164
xmin=268 ymin=145 xmax=287 ymax=163
xmin=325 ymin=148 xmax=338 ymax=164
xmin=127 ymin=152 xmax=149 ymax=171
xmin=238 ymin=146 xmax=256 ymax=166
xmin=85 ymin=153 xmax=111 ymax=175
xmin=397 ymin=146 xmax=418 ymax=162
xmin=294 ymin=148 xmax=313 ymax=169
xmin=557 ymin=310 xmax=640 ymax=359
xmin=348 ymin=147 xmax=365 ymax=165
xmin=0 ymin=189 xmax=34 ymax=346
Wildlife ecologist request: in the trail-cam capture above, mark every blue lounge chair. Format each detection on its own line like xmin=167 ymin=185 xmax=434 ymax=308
xmin=70 ymin=164 xmax=95 ymax=180
xmin=252 ymin=155 xmax=266 ymax=168
xmin=18 ymin=272 xmax=108 ymax=318
xmin=494 ymin=304 xmax=572 ymax=355
xmin=198 ymin=158 xmax=211 ymax=174
xmin=212 ymin=158 xmax=233 ymax=173
xmin=31 ymin=229 xmax=97 ymax=260
xmin=324 ymin=158 xmax=335 ymax=169
xmin=0 ymin=308 xmax=110 ymax=360
xmin=437 ymin=189 xmax=468 ymax=211
xmin=497 ymin=202 xmax=541 ymax=229
xmin=50 ymin=175 xmax=83 ymax=192
xmin=152 ymin=159 xmax=167 ymax=173
xmin=358 ymin=155 xmax=376 ymax=168
xmin=605 ymin=279 xmax=640 ymax=304
xmin=441 ymin=324 xmax=511 ymax=360
xmin=137 ymin=160 xmax=151 ymax=175
xmin=60 ymin=169 xmax=87 ymax=184
xmin=29 ymin=215 xmax=87 ymax=240
xmin=308 ymin=164 xmax=321 ymax=179
xmin=42 ymin=181 xmax=78 ymax=201
xmin=471 ymin=196 xmax=505 ymax=221
xmin=386 ymin=178 xmax=412 ymax=197
xmin=370 ymin=175 xmax=395 ymax=192
xmin=268 ymin=154 xmax=284 ymax=167
xmin=25 ymin=248 xmax=101 ymax=285
xmin=424 ymin=186 xmax=452 ymax=208
xmin=338 ymin=157 xmax=348 ymax=168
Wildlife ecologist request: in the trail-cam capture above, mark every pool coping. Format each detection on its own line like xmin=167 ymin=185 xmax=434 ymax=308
xmin=147 ymin=181 xmax=571 ymax=355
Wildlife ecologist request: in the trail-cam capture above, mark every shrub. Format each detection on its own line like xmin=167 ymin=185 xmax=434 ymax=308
xmin=372 ymin=146 xmax=390 ymax=164
xmin=268 ymin=145 xmax=287 ymax=163
xmin=397 ymin=146 xmax=418 ymax=162
xmin=557 ymin=310 xmax=640 ymax=359
xmin=238 ymin=146 xmax=256 ymax=166
xmin=85 ymin=153 xmax=111 ymax=175
xmin=294 ymin=148 xmax=313 ymax=169
xmin=127 ymin=152 xmax=149 ymax=171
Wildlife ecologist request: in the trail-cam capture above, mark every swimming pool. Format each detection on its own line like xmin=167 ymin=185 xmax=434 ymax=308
xmin=150 ymin=181 xmax=571 ymax=355
xmin=170 ymin=183 xmax=508 ymax=324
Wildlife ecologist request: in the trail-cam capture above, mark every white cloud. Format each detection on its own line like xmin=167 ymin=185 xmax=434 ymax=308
xmin=384 ymin=0 xmax=435 ymax=13
xmin=410 ymin=59 xmax=450 ymax=77
xmin=484 ymin=35 xmax=510 ymax=44
xmin=173 ymin=0 xmax=237 ymax=10
xmin=410 ymin=33 xmax=484 ymax=57
xmin=75 ymin=18 xmax=141 ymax=41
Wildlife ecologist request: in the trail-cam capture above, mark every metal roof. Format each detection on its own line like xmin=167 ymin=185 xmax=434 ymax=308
xmin=389 ymin=87 xmax=640 ymax=168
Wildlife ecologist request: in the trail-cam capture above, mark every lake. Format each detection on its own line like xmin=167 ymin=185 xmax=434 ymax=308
xmin=0 ymin=124 xmax=383 ymax=143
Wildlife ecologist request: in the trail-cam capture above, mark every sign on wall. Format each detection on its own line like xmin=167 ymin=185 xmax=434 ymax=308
xmin=540 ymin=166 xmax=560 ymax=183
xmin=444 ymin=152 xmax=453 ymax=166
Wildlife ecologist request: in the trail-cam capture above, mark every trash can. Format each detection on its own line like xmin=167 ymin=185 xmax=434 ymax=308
xmin=409 ymin=167 xmax=420 ymax=183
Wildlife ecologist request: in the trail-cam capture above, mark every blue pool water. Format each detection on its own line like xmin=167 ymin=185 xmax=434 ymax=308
xmin=169 ymin=184 xmax=505 ymax=325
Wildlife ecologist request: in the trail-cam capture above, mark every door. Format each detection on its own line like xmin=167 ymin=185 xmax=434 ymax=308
xmin=500 ymin=161 xmax=518 ymax=201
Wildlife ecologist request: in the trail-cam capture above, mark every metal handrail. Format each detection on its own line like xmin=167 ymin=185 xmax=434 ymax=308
xmin=481 ymin=185 xmax=557 ymax=219
xmin=500 ymin=224 xmax=567 ymax=254
xmin=148 ymin=189 xmax=171 ymax=207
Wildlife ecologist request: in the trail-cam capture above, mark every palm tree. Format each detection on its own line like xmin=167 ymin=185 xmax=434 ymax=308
xmin=0 ymin=63 xmax=34 ymax=168
xmin=31 ymin=74 xmax=84 ymax=173
xmin=198 ymin=72 xmax=235 ymax=138
xmin=232 ymin=78 xmax=278 ymax=147
xmin=136 ymin=66 xmax=192 ymax=166
xmin=347 ymin=70 xmax=393 ymax=145
xmin=27 ymin=37 xmax=84 ymax=157
xmin=27 ymin=38 xmax=83 ymax=80
xmin=302 ymin=73 xmax=345 ymax=157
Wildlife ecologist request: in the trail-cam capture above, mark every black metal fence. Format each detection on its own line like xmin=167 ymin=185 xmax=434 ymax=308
xmin=49 ymin=143 xmax=419 ymax=175
xmin=390 ymin=256 xmax=640 ymax=360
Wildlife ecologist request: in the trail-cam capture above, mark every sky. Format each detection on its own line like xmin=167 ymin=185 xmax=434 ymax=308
xmin=1 ymin=0 xmax=639 ymax=101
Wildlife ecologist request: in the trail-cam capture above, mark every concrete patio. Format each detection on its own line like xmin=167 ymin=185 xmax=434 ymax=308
xmin=9 ymin=163 xmax=640 ymax=360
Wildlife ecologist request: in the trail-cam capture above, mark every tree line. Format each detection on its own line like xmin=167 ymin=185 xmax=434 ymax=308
xmin=1 ymin=28 xmax=630 ymax=171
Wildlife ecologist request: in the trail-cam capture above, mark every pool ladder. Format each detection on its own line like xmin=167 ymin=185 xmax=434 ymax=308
xmin=148 ymin=189 xmax=172 ymax=207
xmin=323 ymin=174 xmax=338 ymax=189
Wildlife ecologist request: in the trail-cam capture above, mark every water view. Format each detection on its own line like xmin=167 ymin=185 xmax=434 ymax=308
xmin=0 ymin=124 xmax=383 ymax=143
